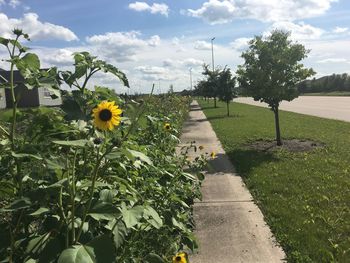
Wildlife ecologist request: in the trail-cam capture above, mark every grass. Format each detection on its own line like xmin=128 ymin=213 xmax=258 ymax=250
xmin=301 ymin=91 xmax=350 ymax=96
xmin=198 ymin=99 xmax=350 ymax=263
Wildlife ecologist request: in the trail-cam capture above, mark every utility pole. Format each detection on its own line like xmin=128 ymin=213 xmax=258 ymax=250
xmin=211 ymin=37 xmax=215 ymax=71
xmin=189 ymin=68 xmax=193 ymax=92
xmin=211 ymin=37 xmax=217 ymax=107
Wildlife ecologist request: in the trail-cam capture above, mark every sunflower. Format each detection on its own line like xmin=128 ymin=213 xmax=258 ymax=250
xmin=198 ymin=145 xmax=204 ymax=151
xmin=164 ymin=123 xmax=171 ymax=131
xmin=92 ymin=101 xmax=122 ymax=131
xmin=172 ymin=252 xmax=187 ymax=263
xmin=210 ymin=151 xmax=216 ymax=159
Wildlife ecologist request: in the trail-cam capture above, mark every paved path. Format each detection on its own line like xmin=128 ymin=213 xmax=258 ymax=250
xmin=180 ymin=101 xmax=285 ymax=263
xmin=235 ymin=96 xmax=350 ymax=122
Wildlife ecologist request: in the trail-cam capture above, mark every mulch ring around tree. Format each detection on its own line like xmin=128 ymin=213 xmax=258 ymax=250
xmin=245 ymin=139 xmax=325 ymax=153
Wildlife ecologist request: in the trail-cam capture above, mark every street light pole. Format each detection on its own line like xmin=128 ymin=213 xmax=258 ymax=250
xmin=211 ymin=37 xmax=217 ymax=107
xmin=189 ymin=68 xmax=193 ymax=92
xmin=211 ymin=37 xmax=215 ymax=72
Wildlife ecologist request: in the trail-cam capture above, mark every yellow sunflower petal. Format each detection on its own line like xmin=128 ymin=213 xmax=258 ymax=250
xmin=92 ymin=101 xmax=123 ymax=131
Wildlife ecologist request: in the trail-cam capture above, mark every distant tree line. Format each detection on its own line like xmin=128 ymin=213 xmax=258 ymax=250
xmin=298 ymin=73 xmax=350 ymax=93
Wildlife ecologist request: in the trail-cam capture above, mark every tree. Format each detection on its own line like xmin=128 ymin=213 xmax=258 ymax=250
xmin=237 ymin=30 xmax=315 ymax=145
xmin=202 ymin=64 xmax=219 ymax=107
xmin=218 ymin=67 xmax=237 ymax=116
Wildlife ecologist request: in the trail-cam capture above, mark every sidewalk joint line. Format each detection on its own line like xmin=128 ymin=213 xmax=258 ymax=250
xmin=196 ymin=200 xmax=253 ymax=204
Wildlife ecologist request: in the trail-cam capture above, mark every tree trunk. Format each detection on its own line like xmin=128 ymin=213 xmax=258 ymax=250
xmin=226 ymin=101 xmax=230 ymax=116
xmin=214 ymin=97 xmax=217 ymax=108
xmin=273 ymin=107 xmax=282 ymax=146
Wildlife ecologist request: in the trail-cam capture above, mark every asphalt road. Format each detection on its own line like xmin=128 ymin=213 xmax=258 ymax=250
xmin=235 ymin=96 xmax=350 ymax=122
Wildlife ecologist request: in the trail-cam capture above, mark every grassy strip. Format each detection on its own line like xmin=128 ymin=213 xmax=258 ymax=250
xmin=301 ymin=91 xmax=350 ymax=96
xmin=198 ymin=99 xmax=350 ymax=263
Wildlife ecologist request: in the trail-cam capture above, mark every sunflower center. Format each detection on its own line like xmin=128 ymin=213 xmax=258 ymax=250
xmin=99 ymin=109 xmax=112 ymax=121
xmin=175 ymin=256 xmax=181 ymax=261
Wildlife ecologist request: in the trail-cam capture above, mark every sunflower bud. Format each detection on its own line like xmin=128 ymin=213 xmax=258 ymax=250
xmin=93 ymin=138 xmax=103 ymax=145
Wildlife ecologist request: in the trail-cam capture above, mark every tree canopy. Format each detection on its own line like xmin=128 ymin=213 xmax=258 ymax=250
xmin=237 ymin=30 xmax=315 ymax=109
xmin=237 ymin=30 xmax=315 ymax=145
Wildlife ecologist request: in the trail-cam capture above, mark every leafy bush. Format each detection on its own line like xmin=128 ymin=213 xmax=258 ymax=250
xmin=0 ymin=30 xmax=205 ymax=263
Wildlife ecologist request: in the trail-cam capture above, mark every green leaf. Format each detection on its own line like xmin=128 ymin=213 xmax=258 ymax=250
xmin=20 ymin=53 xmax=40 ymax=71
xmin=11 ymin=152 xmax=42 ymax=160
xmin=38 ymin=237 xmax=64 ymax=263
xmin=94 ymin=60 xmax=129 ymax=88
xmin=58 ymin=245 xmax=95 ymax=263
xmin=126 ymin=149 xmax=153 ymax=165
xmin=30 ymin=207 xmax=49 ymax=216
xmin=88 ymin=234 xmax=116 ymax=263
xmin=45 ymin=178 xmax=68 ymax=189
xmin=0 ymin=37 xmax=9 ymax=46
xmin=26 ymin=233 xmax=51 ymax=254
xmin=109 ymin=220 xmax=127 ymax=249
xmin=182 ymin=233 xmax=199 ymax=251
xmin=181 ymin=172 xmax=197 ymax=181
xmin=88 ymin=200 xmax=119 ymax=221
xmin=99 ymin=189 xmax=117 ymax=203
xmin=172 ymin=217 xmax=186 ymax=231
xmin=144 ymin=206 xmax=163 ymax=229
xmin=53 ymin=139 xmax=90 ymax=148
xmin=105 ymin=150 xmax=121 ymax=160
xmin=45 ymin=159 xmax=65 ymax=170
xmin=121 ymin=204 xmax=144 ymax=228
xmin=1 ymin=197 xmax=31 ymax=212
xmin=144 ymin=253 xmax=165 ymax=263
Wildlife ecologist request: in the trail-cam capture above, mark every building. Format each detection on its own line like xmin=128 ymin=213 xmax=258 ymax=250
xmin=0 ymin=88 xmax=6 ymax=109
xmin=0 ymin=69 xmax=62 ymax=109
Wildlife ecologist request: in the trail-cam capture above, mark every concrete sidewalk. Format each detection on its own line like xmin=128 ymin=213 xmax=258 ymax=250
xmin=180 ymin=101 xmax=285 ymax=263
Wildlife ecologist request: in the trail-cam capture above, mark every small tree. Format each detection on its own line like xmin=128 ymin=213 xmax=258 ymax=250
xmin=194 ymin=79 xmax=211 ymax=101
xmin=218 ymin=67 xmax=237 ymax=116
xmin=202 ymin=64 xmax=219 ymax=107
xmin=237 ymin=30 xmax=315 ymax=145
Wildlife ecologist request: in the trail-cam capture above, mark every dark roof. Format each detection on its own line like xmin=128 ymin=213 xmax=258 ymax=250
xmin=0 ymin=70 xmax=24 ymax=84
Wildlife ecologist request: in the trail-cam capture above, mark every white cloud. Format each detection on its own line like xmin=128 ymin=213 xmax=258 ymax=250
xmin=86 ymin=31 xmax=161 ymax=62
xmin=183 ymin=58 xmax=204 ymax=68
xmin=268 ymin=21 xmax=325 ymax=40
xmin=333 ymin=26 xmax=348 ymax=33
xmin=0 ymin=13 xmax=78 ymax=41
xmin=9 ymin=0 xmax=20 ymax=8
xmin=194 ymin=40 xmax=212 ymax=50
xmin=148 ymin=35 xmax=161 ymax=46
xmin=186 ymin=0 xmax=337 ymax=24
xmin=128 ymin=2 xmax=169 ymax=17
xmin=187 ymin=0 xmax=236 ymax=25
xmin=162 ymin=58 xmax=204 ymax=68
xmin=39 ymin=48 xmax=74 ymax=66
xmin=230 ymin=37 xmax=250 ymax=50
xmin=0 ymin=0 xmax=20 ymax=8
xmin=317 ymin=58 xmax=348 ymax=63
xmin=171 ymin=36 xmax=186 ymax=52
xmin=135 ymin=65 xmax=177 ymax=81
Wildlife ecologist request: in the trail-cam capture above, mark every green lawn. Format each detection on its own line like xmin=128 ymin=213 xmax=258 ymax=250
xmin=302 ymin=91 xmax=350 ymax=96
xmin=198 ymin=99 xmax=350 ymax=263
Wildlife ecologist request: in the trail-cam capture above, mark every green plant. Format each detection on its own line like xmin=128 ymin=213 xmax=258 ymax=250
xmin=0 ymin=30 xmax=205 ymax=263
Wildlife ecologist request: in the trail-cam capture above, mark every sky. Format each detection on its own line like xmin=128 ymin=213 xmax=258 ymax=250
xmin=0 ymin=0 xmax=349 ymax=94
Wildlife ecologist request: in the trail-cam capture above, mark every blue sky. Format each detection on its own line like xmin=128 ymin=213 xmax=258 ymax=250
xmin=0 ymin=0 xmax=349 ymax=93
